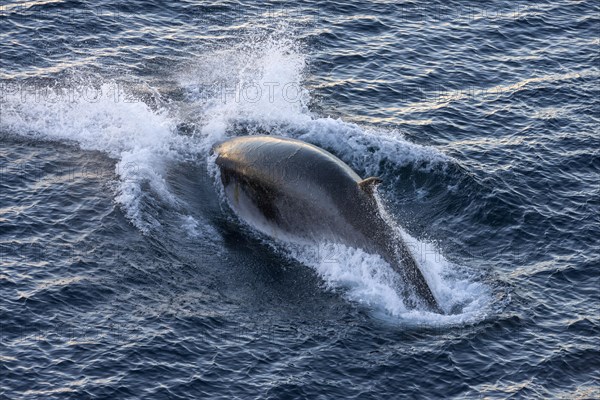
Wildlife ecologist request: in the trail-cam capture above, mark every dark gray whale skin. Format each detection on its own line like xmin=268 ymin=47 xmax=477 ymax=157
xmin=213 ymin=135 xmax=440 ymax=312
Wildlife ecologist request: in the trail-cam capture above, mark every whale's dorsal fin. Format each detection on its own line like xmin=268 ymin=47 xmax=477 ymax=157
xmin=358 ymin=177 xmax=382 ymax=193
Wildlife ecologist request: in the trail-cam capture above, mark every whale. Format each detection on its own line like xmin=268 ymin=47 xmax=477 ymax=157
xmin=212 ymin=135 xmax=440 ymax=312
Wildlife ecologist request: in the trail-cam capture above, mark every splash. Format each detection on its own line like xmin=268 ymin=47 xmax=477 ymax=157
xmin=186 ymin=29 xmax=452 ymax=174
xmin=0 ymin=80 xmax=187 ymax=233
xmin=283 ymin=239 xmax=491 ymax=325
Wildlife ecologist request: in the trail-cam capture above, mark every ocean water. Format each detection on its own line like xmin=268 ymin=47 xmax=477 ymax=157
xmin=1 ymin=1 xmax=599 ymax=398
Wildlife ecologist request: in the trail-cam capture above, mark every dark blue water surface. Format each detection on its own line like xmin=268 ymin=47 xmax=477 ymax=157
xmin=1 ymin=1 xmax=599 ymax=398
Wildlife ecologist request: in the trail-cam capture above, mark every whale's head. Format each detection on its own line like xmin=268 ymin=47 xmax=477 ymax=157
xmin=212 ymin=136 xmax=383 ymax=242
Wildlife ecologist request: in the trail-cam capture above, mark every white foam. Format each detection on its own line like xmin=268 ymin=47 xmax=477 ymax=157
xmin=1 ymin=81 xmax=187 ymax=233
xmin=281 ymin=233 xmax=491 ymax=325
